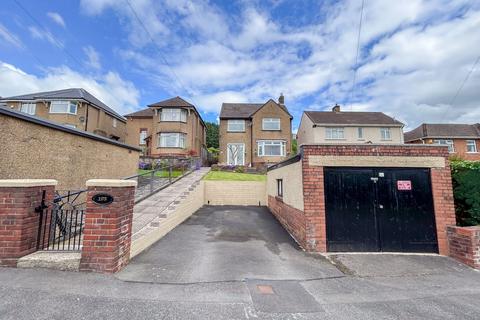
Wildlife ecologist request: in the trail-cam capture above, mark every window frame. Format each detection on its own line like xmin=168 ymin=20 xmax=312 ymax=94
xmin=325 ymin=127 xmax=345 ymax=140
xmin=257 ymin=140 xmax=286 ymax=157
xmin=433 ymin=139 xmax=455 ymax=153
xmin=112 ymin=118 xmax=117 ymax=128
xmin=139 ymin=129 xmax=148 ymax=145
xmin=357 ymin=127 xmax=364 ymax=140
xmin=466 ymin=140 xmax=478 ymax=153
xmin=158 ymin=132 xmax=186 ymax=148
xmin=380 ymin=127 xmax=392 ymax=141
xmin=227 ymin=119 xmax=246 ymax=132
xmin=262 ymin=118 xmax=281 ymax=131
xmin=49 ymin=100 xmax=77 ymax=115
xmin=20 ymin=102 xmax=36 ymax=115
xmin=277 ymin=179 xmax=283 ymax=197
xmin=160 ymin=108 xmax=187 ymax=122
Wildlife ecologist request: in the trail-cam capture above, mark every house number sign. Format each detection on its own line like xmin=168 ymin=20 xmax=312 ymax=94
xmin=92 ymin=193 xmax=114 ymax=205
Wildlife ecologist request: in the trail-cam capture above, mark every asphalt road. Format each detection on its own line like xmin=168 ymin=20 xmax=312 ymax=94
xmin=1 ymin=205 xmax=480 ymax=319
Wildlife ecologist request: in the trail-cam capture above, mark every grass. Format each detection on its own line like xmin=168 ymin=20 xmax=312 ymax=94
xmin=137 ymin=169 xmax=183 ymax=178
xmin=203 ymin=171 xmax=266 ymax=181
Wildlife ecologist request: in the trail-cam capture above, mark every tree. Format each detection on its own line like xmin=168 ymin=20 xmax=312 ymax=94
xmin=205 ymin=122 xmax=219 ymax=148
xmin=292 ymin=139 xmax=298 ymax=155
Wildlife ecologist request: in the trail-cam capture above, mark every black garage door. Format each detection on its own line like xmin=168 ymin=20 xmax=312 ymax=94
xmin=324 ymin=168 xmax=438 ymax=253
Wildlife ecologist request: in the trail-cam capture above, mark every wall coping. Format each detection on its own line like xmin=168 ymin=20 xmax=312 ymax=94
xmin=86 ymin=179 xmax=138 ymax=187
xmin=447 ymin=225 xmax=480 ymax=231
xmin=299 ymin=143 xmax=449 ymax=148
xmin=0 ymin=179 xmax=58 ymax=187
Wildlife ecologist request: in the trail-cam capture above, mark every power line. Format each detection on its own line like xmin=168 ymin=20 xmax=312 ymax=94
xmin=347 ymin=0 xmax=365 ymax=110
xmin=440 ymin=54 xmax=480 ymax=121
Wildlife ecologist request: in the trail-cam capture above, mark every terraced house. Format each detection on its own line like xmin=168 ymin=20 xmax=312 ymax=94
xmin=0 ymin=88 xmax=127 ymax=142
xmin=219 ymin=94 xmax=292 ymax=167
xmin=124 ymin=96 xmax=206 ymax=158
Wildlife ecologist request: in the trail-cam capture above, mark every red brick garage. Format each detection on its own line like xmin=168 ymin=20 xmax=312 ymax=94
xmin=267 ymin=145 xmax=456 ymax=255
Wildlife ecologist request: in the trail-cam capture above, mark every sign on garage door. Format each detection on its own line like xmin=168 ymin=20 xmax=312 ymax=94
xmin=324 ymin=168 xmax=438 ymax=253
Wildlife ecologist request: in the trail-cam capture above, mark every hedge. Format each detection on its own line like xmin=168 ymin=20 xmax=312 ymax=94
xmin=450 ymin=160 xmax=480 ymax=226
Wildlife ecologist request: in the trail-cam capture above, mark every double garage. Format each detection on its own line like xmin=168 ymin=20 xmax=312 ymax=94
xmin=267 ymin=144 xmax=456 ymax=255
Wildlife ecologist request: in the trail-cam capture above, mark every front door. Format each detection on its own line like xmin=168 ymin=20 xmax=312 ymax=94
xmin=227 ymin=143 xmax=245 ymax=165
xmin=324 ymin=168 xmax=438 ymax=253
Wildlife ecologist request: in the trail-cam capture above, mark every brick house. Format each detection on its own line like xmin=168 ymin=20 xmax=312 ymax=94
xmin=219 ymin=95 xmax=292 ymax=167
xmin=0 ymin=88 xmax=127 ymax=142
xmin=404 ymin=123 xmax=480 ymax=161
xmin=124 ymin=96 xmax=206 ymax=158
xmin=297 ymin=105 xmax=404 ymax=146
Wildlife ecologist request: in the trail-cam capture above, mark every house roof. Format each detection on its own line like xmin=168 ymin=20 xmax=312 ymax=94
xmin=219 ymin=99 xmax=292 ymax=119
xmin=304 ymin=110 xmax=404 ymax=126
xmin=147 ymin=96 xmax=194 ymax=108
xmin=404 ymin=123 xmax=480 ymax=141
xmin=0 ymin=88 xmax=126 ymax=121
xmin=124 ymin=108 xmax=154 ymax=118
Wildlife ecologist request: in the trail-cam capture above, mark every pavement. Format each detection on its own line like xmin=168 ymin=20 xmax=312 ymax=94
xmin=1 ymin=205 xmax=480 ymax=319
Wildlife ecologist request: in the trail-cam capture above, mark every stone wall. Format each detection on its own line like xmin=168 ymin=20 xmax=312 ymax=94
xmin=203 ymin=180 xmax=267 ymax=206
xmin=447 ymin=226 xmax=480 ymax=269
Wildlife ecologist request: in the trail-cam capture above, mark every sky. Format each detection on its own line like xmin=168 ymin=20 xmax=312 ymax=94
xmin=0 ymin=0 xmax=479 ymax=132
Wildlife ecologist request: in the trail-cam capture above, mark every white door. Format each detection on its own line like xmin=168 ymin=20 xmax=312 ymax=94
xmin=227 ymin=143 xmax=245 ymax=165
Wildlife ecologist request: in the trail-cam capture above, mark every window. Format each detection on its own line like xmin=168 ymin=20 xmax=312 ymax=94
xmin=433 ymin=139 xmax=455 ymax=153
xmin=158 ymin=132 xmax=186 ymax=148
xmin=20 ymin=103 xmax=36 ymax=115
xmin=262 ymin=118 xmax=281 ymax=130
xmin=160 ymin=108 xmax=187 ymax=122
xmin=227 ymin=119 xmax=245 ymax=132
xmin=50 ymin=101 xmax=77 ymax=114
xmin=139 ymin=129 xmax=148 ymax=145
xmin=357 ymin=127 xmax=364 ymax=139
xmin=277 ymin=179 xmax=283 ymax=197
xmin=466 ymin=140 xmax=477 ymax=153
xmin=257 ymin=140 xmax=286 ymax=156
xmin=112 ymin=118 xmax=117 ymax=128
xmin=325 ymin=127 xmax=345 ymax=140
xmin=380 ymin=128 xmax=391 ymax=140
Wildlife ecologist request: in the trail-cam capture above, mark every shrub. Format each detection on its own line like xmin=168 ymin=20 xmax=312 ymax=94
xmin=234 ymin=166 xmax=245 ymax=173
xmin=451 ymin=160 xmax=480 ymax=226
xmin=211 ymin=164 xmax=220 ymax=171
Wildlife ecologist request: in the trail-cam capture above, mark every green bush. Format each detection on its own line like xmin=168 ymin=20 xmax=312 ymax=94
xmin=451 ymin=160 xmax=480 ymax=226
xmin=234 ymin=166 xmax=245 ymax=173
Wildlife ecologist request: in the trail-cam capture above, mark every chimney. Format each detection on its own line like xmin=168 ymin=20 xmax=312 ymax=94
xmin=332 ymin=104 xmax=341 ymax=112
xmin=278 ymin=93 xmax=285 ymax=105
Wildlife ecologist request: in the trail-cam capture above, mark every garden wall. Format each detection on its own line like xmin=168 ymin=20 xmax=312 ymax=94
xmin=203 ymin=180 xmax=267 ymax=205
xmin=447 ymin=226 xmax=480 ymax=269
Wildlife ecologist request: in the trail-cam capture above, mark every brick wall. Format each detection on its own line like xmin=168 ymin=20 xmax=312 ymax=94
xmin=268 ymin=195 xmax=306 ymax=249
xmin=447 ymin=226 xmax=480 ymax=269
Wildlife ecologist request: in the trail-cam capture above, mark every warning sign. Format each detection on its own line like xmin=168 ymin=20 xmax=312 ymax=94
xmin=397 ymin=180 xmax=412 ymax=191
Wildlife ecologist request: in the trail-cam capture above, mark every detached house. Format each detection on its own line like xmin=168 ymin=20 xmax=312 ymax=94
xmin=404 ymin=123 xmax=480 ymax=161
xmin=0 ymin=88 xmax=127 ymax=142
xmin=124 ymin=96 xmax=206 ymax=158
xmin=219 ymin=95 xmax=292 ymax=166
xmin=297 ymin=105 xmax=404 ymax=145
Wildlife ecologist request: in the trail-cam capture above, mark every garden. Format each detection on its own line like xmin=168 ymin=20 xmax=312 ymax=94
xmin=451 ymin=160 xmax=480 ymax=226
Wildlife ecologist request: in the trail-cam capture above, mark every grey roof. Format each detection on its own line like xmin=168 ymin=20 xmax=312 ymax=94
xmin=404 ymin=123 xmax=480 ymax=141
xmin=124 ymin=108 xmax=154 ymax=118
xmin=220 ymin=99 xmax=292 ymax=119
xmin=148 ymin=96 xmax=194 ymax=107
xmin=0 ymin=88 xmax=126 ymax=121
xmin=304 ymin=110 xmax=404 ymax=126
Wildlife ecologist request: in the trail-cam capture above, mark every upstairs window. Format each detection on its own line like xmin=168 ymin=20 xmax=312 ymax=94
xmin=158 ymin=132 xmax=186 ymax=148
xmin=20 ymin=103 xmax=36 ymax=115
xmin=50 ymin=101 xmax=77 ymax=115
xmin=262 ymin=118 xmax=281 ymax=131
xmin=139 ymin=129 xmax=148 ymax=145
xmin=357 ymin=127 xmax=364 ymax=139
xmin=258 ymin=140 xmax=286 ymax=156
xmin=160 ymin=108 xmax=187 ymax=122
xmin=433 ymin=139 xmax=455 ymax=153
xmin=325 ymin=127 xmax=345 ymax=140
xmin=380 ymin=128 xmax=391 ymax=140
xmin=466 ymin=140 xmax=477 ymax=153
xmin=227 ymin=119 xmax=245 ymax=132
xmin=112 ymin=118 xmax=117 ymax=128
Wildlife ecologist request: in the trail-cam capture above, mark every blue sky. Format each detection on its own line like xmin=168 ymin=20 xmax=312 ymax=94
xmin=1 ymin=0 xmax=479 ymax=131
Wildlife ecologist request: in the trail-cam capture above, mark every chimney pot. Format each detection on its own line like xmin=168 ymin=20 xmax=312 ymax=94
xmin=278 ymin=93 xmax=285 ymax=105
xmin=332 ymin=104 xmax=341 ymax=112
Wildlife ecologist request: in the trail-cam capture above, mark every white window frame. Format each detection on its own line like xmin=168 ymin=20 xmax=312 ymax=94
xmin=433 ymin=139 xmax=455 ymax=153
xmin=380 ymin=127 xmax=391 ymax=141
xmin=325 ymin=127 xmax=345 ymax=140
xmin=160 ymin=108 xmax=187 ymax=122
xmin=20 ymin=103 xmax=36 ymax=115
xmin=227 ymin=143 xmax=245 ymax=165
xmin=257 ymin=140 xmax=286 ymax=157
xmin=262 ymin=118 xmax=281 ymax=131
xmin=158 ymin=132 xmax=186 ymax=148
xmin=112 ymin=118 xmax=117 ymax=128
xmin=139 ymin=130 xmax=148 ymax=145
xmin=466 ymin=140 xmax=477 ymax=153
xmin=357 ymin=127 xmax=364 ymax=140
xmin=227 ymin=119 xmax=245 ymax=132
xmin=49 ymin=100 xmax=77 ymax=115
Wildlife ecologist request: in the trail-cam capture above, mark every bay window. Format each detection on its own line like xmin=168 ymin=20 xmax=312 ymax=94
xmin=158 ymin=132 xmax=186 ymax=148
xmin=257 ymin=140 xmax=286 ymax=156
xmin=160 ymin=108 xmax=187 ymax=122
xmin=227 ymin=119 xmax=245 ymax=132
xmin=50 ymin=101 xmax=77 ymax=115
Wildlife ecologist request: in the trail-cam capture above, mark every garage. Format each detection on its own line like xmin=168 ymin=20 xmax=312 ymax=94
xmin=324 ymin=167 xmax=438 ymax=253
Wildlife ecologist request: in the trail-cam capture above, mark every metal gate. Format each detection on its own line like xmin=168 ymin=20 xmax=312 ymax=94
xmin=324 ymin=167 xmax=438 ymax=253
xmin=36 ymin=190 xmax=86 ymax=251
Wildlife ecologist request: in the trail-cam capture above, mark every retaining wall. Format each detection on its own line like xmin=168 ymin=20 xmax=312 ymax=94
xmin=203 ymin=180 xmax=267 ymax=206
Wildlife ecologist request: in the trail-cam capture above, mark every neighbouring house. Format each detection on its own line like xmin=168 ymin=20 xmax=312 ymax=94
xmin=219 ymin=94 xmax=292 ymax=167
xmin=404 ymin=123 xmax=480 ymax=161
xmin=0 ymin=88 xmax=127 ymax=142
xmin=297 ymin=105 xmax=404 ymax=146
xmin=124 ymin=96 xmax=206 ymax=159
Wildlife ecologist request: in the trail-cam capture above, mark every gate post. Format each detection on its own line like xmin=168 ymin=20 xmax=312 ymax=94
xmin=0 ymin=179 xmax=57 ymax=267
xmin=80 ymin=179 xmax=137 ymax=273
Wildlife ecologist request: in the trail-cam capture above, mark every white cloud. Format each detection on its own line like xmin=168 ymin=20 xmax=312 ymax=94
xmin=83 ymin=45 xmax=101 ymax=70
xmin=0 ymin=61 xmax=139 ymax=115
xmin=47 ymin=12 xmax=66 ymax=28
xmin=0 ymin=23 xmax=23 ymax=48
xmin=28 ymin=26 xmax=62 ymax=48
